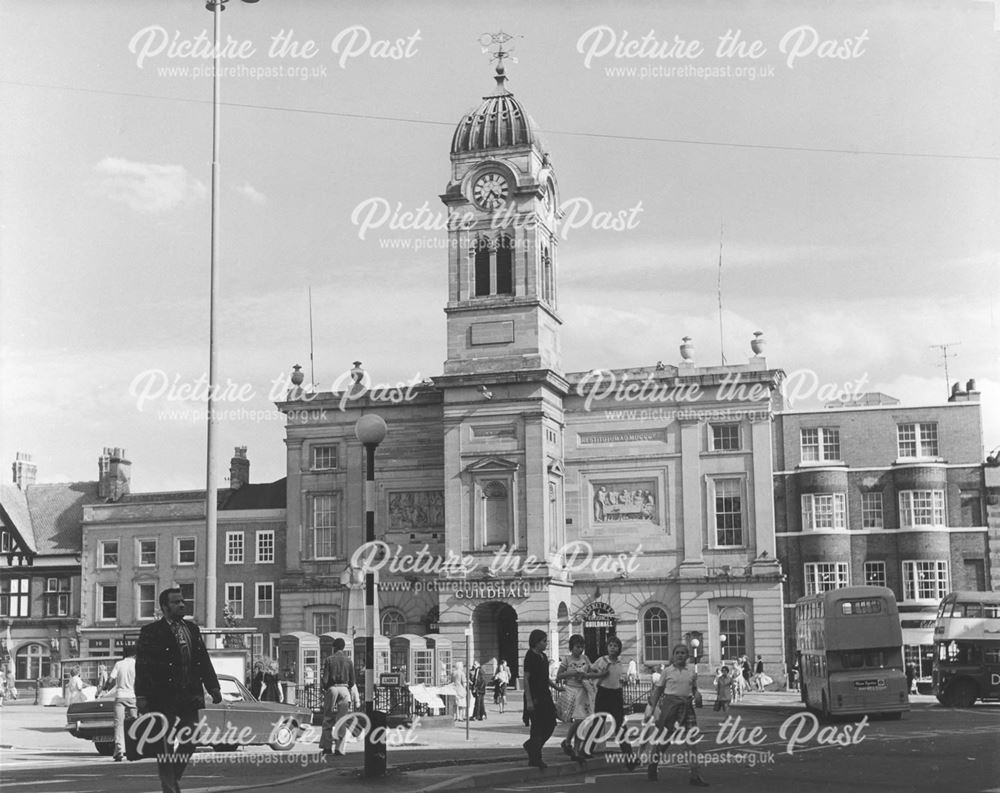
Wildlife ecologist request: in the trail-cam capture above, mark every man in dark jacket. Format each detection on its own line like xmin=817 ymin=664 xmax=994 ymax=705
xmin=136 ymin=588 xmax=222 ymax=793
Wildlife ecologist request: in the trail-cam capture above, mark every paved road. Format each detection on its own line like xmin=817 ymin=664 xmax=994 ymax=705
xmin=2 ymin=694 xmax=997 ymax=793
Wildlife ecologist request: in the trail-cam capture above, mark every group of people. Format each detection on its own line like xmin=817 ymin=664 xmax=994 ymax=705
xmin=711 ymin=655 xmax=771 ymax=703
xmin=521 ymin=631 xmax=709 ymax=786
xmin=451 ymin=658 xmax=512 ymax=721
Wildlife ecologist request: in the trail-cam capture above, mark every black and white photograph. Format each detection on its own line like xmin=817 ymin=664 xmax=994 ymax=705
xmin=1 ymin=2 xmax=998 ymax=792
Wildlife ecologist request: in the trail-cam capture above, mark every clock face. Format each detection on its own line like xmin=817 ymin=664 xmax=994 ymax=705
xmin=473 ymin=173 xmax=510 ymax=210
xmin=541 ymin=180 xmax=554 ymax=213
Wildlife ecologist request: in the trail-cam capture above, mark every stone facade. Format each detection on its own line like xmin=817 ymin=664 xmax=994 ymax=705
xmin=275 ymin=64 xmax=787 ymax=686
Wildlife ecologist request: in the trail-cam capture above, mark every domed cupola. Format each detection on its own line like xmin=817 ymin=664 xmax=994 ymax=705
xmin=451 ymin=65 xmax=541 ymax=155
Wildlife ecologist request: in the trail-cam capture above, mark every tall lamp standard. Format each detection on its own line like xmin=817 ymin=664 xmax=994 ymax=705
xmin=355 ymin=414 xmax=388 ymax=778
xmin=203 ymin=0 xmax=259 ymax=638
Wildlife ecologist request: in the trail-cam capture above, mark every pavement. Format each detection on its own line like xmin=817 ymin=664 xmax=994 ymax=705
xmin=4 ymin=688 xmax=926 ymax=793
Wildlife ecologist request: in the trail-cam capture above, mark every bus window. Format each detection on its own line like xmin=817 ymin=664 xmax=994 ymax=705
xmin=985 ymin=648 xmax=1000 ymax=664
xmin=984 ymin=605 xmax=1000 ymax=618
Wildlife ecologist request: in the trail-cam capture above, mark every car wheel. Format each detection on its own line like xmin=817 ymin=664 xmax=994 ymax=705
xmin=94 ymin=741 xmax=115 ymax=756
xmin=947 ymin=680 xmax=977 ymax=708
xmin=883 ymin=711 xmax=903 ymax=721
xmin=268 ymin=721 xmax=301 ymax=752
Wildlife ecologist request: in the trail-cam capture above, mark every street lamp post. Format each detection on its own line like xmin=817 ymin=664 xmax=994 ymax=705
xmin=355 ymin=414 xmax=387 ymax=778
xmin=203 ymin=0 xmax=260 ymax=640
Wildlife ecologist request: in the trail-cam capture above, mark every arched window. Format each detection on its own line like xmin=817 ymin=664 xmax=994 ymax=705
xmin=474 ymin=239 xmax=491 ymax=297
xmin=483 ymin=480 xmax=511 ymax=546
xmin=15 ymin=642 xmax=52 ymax=681
xmin=496 ymin=236 xmax=513 ymax=295
xmin=381 ymin=608 xmax=406 ymax=638
xmin=642 ymin=607 xmax=669 ymax=665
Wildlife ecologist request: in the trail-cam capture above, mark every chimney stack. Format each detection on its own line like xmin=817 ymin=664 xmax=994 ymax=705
xmin=12 ymin=452 xmax=37 ymax=490
xmin=230 ymin=446 xmax=250 ymax=490
xmin=97 ymin=447 xmax=131 ymax=501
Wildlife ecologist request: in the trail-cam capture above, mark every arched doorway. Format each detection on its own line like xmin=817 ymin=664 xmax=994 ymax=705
xmin=471 ymin=601 xmax=519 ymax=682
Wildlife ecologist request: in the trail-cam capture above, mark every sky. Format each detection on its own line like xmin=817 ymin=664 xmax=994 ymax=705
xmin=1 ymin=0 xmax=998 ymax=491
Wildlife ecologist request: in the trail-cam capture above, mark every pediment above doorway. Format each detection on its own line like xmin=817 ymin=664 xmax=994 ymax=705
xmin=464 ymin=456 xmax=520 ymax=473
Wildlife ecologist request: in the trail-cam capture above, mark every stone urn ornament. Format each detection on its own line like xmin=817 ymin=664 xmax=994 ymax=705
xmin=679 ymin=336 xmax=695 ymax=362
xmin=751 ymin=331 xmax=766 ymax=356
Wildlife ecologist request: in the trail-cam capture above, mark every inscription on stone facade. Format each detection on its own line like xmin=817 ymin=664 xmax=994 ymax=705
xmin=388 ymin=490 xmax=445 ymax=531
xmin=579 ymin=431 xmax=664 ymax=445
xmin=472 ymin=424 xmax=517 ymax=439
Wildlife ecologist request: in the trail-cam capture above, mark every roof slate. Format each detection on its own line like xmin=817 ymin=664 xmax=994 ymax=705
xmin=0 ymin=484 xmax=38 ymax=554
xmin=24 ymin=481 xmax=104 ymax=555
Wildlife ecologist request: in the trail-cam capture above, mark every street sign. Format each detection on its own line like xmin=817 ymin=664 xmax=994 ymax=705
xmin=379 ymin=673 xmax=401 ymax=686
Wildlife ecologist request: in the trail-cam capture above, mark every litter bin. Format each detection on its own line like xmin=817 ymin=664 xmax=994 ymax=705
xmin=282 ymin=681 xmax=297 ymax=706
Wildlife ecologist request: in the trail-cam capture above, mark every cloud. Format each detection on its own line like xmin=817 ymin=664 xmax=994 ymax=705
xmin=94 ymin=157 xmax=206 ymax=214
xmin=236 ymin=182 xmax=266 ymax=206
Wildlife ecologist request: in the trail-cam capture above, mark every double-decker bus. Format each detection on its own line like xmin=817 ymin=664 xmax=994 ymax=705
xmin=932 ymin=591 xmax=1000 ymax=707
xmin=795 ymin=585 xmax=909 ymax=719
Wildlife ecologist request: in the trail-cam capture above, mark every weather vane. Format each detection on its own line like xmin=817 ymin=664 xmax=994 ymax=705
xmin=478 ymin=30 xmax=522 ymax=71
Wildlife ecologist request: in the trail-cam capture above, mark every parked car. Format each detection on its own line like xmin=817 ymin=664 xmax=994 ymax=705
xmin=65 ymin=674 xmax=312 ymax=755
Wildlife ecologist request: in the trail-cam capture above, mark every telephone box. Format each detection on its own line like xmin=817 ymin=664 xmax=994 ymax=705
xmin=320 ymin=632 xmax=354 ymax=664
xmin=423 ymin=634 xmax=453 ymax=686
xmin=278 ymin=631 xmax=320 ymax=687
xmin=389 ymin=634 xmax=433 ymax=685
xmin=353 ymin=634 xmax=390 ymax=686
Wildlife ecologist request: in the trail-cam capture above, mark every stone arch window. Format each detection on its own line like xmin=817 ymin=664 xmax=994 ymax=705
xmin=483 ymin=480 xmax=511 ymax=546
xmin=496 ymin=235 xmax=514 ymax=295
xmin=641 ymin=606 xmax=670 ymax=665
xmin=542 ymin=245 xmax=553 ymax=304
xmin=381 ymin=608 xmax=406 ymax=638
xmin=15 ymin=642 xmax=52 ymax=681
xmin=474 ymin=238 xmax=491 ymax=297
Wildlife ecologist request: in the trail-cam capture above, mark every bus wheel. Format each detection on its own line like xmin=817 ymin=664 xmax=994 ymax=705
xmin=883 ymin=711 xmax=903 ymax=721
xmin=948 ymin=680 xmax=977 ymax=708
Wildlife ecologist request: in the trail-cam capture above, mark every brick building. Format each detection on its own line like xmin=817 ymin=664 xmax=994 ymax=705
xmin=78 ymin=447 xmax=286 ymax=661
xmin=774 ymin=382 xmax=991 ymax=684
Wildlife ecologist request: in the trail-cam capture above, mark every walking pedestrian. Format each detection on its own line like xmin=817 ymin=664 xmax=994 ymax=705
xmin=319 ymin=637 xmax=358 ymax=756
xmin=588 ymin=636 xmax=636 ymax=767
xmin=65 ymin=666 xmax=87 ymax=705
xmin=555 ymin=634 xmax=595 ymax=760
xmin=906 ymin=663 xmax=917 ymax=695
xmin=714 ymin=666 xmax=733 ymax=713
xmin=493 ymin=660 xmax=510 ymax=713
xmin=522 ymin=629 xmax=564 ymax=769
xmin=135 ymin=587 xmax=222 ymax=793
xmin=644 ymin=644 xmax=708 ymax=786
xmin=108 ymin=644 xmax=137 ymax=762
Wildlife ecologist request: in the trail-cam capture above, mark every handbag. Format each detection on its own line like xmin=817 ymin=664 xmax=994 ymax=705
xmin=694 ymin=691 xmax=703 ymax=709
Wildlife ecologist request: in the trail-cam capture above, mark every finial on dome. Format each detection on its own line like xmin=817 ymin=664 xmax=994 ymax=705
xmin=479 ymin=30 xmax=520 ymax=95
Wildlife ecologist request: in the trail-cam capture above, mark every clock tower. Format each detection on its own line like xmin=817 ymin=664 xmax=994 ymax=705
xmin=440 ymin=58 xmax=562 ymax=375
